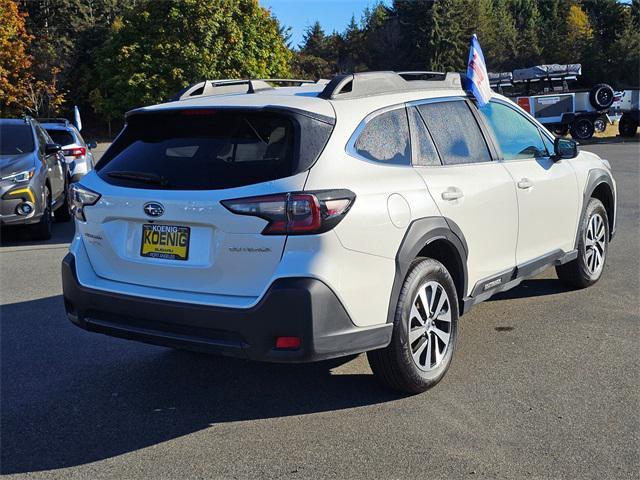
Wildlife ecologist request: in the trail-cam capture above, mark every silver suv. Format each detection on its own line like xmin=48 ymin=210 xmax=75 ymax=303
xmin=39 ymin=118 xmax=96 ymax=182
xmin=1 ymin=118 xmax=72 ymax=239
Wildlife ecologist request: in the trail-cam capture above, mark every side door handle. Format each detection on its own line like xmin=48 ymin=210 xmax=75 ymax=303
xmin=441 ymin=187 xmax=464 ymax=201
xmin=517 ymin=178 xmax=534 ymax=189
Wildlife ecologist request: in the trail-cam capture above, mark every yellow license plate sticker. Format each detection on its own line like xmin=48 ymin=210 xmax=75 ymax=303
xmin=140 ymin=224 xmax=190 ymax=260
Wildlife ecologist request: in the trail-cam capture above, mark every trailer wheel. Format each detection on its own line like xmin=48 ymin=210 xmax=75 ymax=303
xmin=589 ymin=84 xmax=615 ymax=110
xmin=570 ymin=118 xmax=595 ymax=140
xmin=593 ymin=116 xmax=607 ymax=133
xmin=619 ymin=113 xmax=638 ymax=137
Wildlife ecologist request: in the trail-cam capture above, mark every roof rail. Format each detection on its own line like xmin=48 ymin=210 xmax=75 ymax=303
xmin=172 ymin=78 xmax=323 ymax=101
xmin=261 ymin=79 xmax=317 ymax=86
xmin=397 ymin=71 xmax=446 ymax=81
xmin=36 ymin=117 xmax=70 ymax=126
xmin=318 ymin=71 xmax=462 ymax=100
xmin=172 ymin=79 xmax=273 ymax=101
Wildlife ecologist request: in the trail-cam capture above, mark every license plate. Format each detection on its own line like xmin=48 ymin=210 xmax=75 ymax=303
xmin=140 ymin=224 xmax=190 ymax=261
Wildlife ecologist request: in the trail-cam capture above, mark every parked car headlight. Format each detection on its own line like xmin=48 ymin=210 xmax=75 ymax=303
xmin=69 ymin=183 xmax=101 ymax=221
xmin=1 ymin=169 xmax=34 ymax=183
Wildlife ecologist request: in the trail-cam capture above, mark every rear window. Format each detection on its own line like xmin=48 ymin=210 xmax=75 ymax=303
xmin=0 ymin=124 xmax=34 ymax=155
xmin=46 ymin=129 xmax=75 ymax=146
xmin=97 ymin=110 xmax=332 ymax=190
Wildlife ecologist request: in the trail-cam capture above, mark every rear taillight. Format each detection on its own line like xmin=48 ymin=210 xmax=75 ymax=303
xmin=69 ymin=183 xmax=101 ymax=221
xmin=222 ymin=190 xmax=355 ymax=235
xmin=63 ymin=147 xmax=86 ymax=157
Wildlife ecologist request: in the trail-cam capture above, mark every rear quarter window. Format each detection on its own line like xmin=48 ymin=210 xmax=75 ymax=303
xmin=353 ymin=108 xmax=410 ymax=165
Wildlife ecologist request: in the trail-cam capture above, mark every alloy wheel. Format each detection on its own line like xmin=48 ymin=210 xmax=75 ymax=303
xmin=585 ymin=213 xmax=606 ymax=276
xmin=408 ymin=281 xmax=452 ymax=371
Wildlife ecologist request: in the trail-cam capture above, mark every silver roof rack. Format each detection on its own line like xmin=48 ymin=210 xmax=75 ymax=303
xmin=172 ymin=79 xmax=271 ymax=101
xmin=318 ymin=71 xmax=462 ymax=100
xmin=172 ymin=78 xmax=324 ymax=101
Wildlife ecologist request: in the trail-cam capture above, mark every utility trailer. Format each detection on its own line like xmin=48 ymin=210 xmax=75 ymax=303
xmin=490 ymin=64 xmax=615 ymax=140
xmin=611 ymin=89 xmax=640 ymax=137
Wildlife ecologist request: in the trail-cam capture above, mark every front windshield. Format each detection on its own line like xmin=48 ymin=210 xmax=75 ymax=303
xmin=0 ymin=124 xmax=35 ymax=155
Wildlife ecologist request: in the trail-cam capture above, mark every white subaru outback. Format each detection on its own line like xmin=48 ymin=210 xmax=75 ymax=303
xmin=62 ymin=73 xmax=616 ymax=393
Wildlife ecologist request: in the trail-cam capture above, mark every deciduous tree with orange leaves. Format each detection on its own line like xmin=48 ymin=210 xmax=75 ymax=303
xmin=0 ymin=0 xmax=64 ymax=117
xmin=0 ymin=0 xmax=32 ymax=116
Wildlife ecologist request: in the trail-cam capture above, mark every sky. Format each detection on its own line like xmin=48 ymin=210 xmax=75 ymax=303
xmin=260 ymin=0 xmax=389 ymax=49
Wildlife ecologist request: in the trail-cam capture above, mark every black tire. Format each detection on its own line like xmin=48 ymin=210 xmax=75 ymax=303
xmin=54 ymin=177 xmax=72 ymax=222
xmin=556 ymin=198 xmax=608 ymax=289
xmin=588 ymin=83 xmax=614 ymax=110
xmin=367 ymin=258 xmax=459 ymax=394
xmin=570 ymin=117 xmax=595 ymax=140
xmin=29 ymin=185 xmax=52 ymax=240
xmin=553 ymin=125 xmax=569 ymax=136
xmin=619 ymin=113 xmax=638 ymax=137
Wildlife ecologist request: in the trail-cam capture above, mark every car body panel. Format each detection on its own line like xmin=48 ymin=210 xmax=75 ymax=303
xmin=75 ymin=170 xmax=308 ymax=299
xmin=415 ymin=162 xmax=519 ymax=296
xmin=501 ymin=157 xmax=581 ymax=263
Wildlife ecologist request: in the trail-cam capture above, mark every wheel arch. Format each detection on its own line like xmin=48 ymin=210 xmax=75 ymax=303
xmin=577 ymin=169 xmax=616 ymax=247
xmin=388 ymin=217 xmax=468 ymax=324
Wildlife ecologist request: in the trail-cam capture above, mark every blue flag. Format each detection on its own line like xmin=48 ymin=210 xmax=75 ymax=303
xmin=466 ymin=34 xmax=492 ymax=107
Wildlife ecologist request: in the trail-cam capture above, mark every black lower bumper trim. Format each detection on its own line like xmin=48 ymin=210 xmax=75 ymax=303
xmin=62 ymin=254 xmax=392 ymax=362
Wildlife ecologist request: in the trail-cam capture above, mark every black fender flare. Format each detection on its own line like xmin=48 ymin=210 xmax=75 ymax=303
xmin=386 ymin=217 xmax=469 ymax=324
xmin=575 ymin=168 xmax=616 ymax=248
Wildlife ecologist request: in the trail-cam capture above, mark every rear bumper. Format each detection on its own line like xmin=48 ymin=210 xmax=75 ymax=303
xmin=62 ymin=253 xmax=392 ymax=362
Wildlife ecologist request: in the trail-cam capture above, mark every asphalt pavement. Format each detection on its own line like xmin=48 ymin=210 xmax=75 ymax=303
xmin=1 ymin=142 xmax=638 ymax=479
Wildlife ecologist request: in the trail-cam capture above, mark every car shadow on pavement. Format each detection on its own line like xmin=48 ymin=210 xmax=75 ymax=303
xmin=489 ymin=278 xmax=574 ymax=301
xmin=0 ymin=295 xmax=405 ymax=474
xmin=0 ymin=220 xmax=75 ymax=248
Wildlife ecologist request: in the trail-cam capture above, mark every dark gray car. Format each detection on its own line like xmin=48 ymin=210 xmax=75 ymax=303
xmin=0 ymin=117 xmax=71 ymax=239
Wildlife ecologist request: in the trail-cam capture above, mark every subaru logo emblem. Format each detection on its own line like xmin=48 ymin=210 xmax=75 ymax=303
xmin=143 ymin=202 xmax=164 ymax=217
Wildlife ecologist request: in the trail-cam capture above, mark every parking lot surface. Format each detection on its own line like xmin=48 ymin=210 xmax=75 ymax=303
xmin=1 ymin=143 xmax=638 ymax=479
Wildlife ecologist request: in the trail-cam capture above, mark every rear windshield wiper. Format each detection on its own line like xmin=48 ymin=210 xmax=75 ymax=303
xmin=106 ymin=171 xmax=170 ymax=187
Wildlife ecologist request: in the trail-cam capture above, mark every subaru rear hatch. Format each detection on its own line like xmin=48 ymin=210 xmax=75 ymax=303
xmin=77 ymin=106 xmax=334 ymax=302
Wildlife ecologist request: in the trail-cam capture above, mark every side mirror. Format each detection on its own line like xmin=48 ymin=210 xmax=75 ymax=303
xmin=554 ymin=137 xmax=578 ymax=160
xmin=44 ymin=143 xmax=62 ymax=156
xmin=87 ymin=141 xmax=97 ymax=150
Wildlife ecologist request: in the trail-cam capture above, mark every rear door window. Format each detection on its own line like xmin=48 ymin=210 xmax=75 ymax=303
xmin=417 ymin=101 xmax=491 ymax=165
xmin=98 ymin=110 xmax=303 ymax=190
xmin=408 ymin=106 xmax=441 ymax=166
xmin=354 ymin=108 xmax=410 ymax=165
